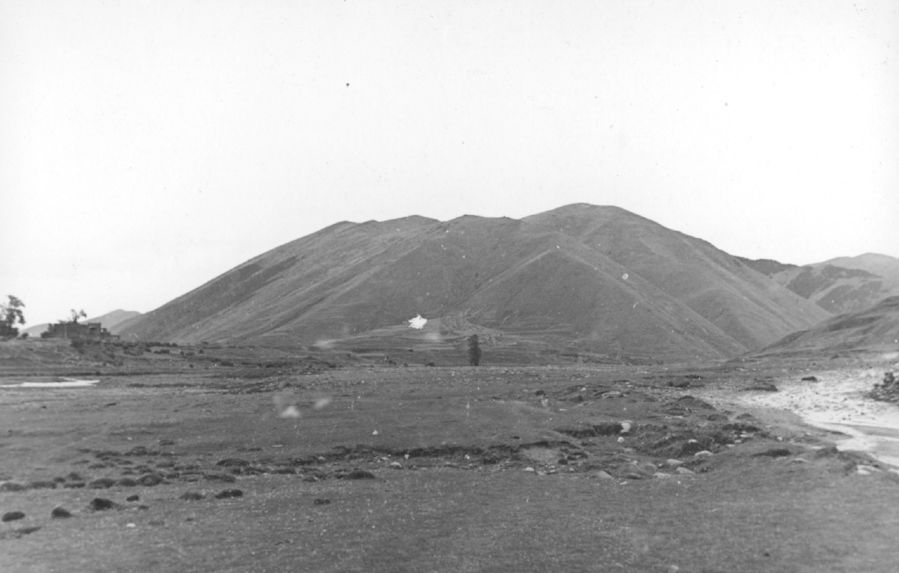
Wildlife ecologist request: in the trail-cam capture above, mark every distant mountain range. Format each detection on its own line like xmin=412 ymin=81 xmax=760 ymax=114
xmin=23 ymin=309 xmax=142 ymax=338
xmin=121 ymin=204 xmax=838 ymax=361
xmin=758 ymin=295 xmax=899 ymax=356
xmin=740 ymin=253 xmax=899 ymax=314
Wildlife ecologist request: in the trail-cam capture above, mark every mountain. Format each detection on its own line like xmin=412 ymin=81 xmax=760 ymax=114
xmin=92 ymin=310 xmax=143 ymax=333
xmin=735 ymin=257 xmax=797 ymax=277
xmin=821 ymin=253 xmax=899 ymax=290
xmin=743 ymin=253 xmax=899 ymax=315
xmin=758 ymin=295 xmax=899 ymax=356
xmin=23 ymin=309 xmax=142 ymax=338
xmin=121 ymin=204 xmax=830 ymax=361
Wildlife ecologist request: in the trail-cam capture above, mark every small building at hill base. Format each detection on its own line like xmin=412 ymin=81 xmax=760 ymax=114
xmin=41 ymin=322 xmax=115 ymax=340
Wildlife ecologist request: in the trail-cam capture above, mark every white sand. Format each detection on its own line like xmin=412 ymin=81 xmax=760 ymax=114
xmin=741 ymin=366 xmax=899 ymax=467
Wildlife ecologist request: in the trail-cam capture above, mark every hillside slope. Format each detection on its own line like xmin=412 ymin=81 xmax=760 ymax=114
xmin=758 ymin=295 xmax=899 ymax=356
xmin=121 ymin=204 xmax=830 ymax=360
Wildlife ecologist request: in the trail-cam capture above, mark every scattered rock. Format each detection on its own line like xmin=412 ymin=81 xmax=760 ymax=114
xmin=179 ymin=491 xmax=204 ymax=501
xmin=50 ymin=507 xmax=72 ymax=519
xmin=869 ymin=371 xmax=899 ymax=403
xmin=753 ymin=448 xmax=792 ymax=458
xmin=813 ymin=446 xmax=840 ymax=458
xmin=675 ymin=467 xmax=694 ymax=475
xmin=0 ymin=482 xmax=27 ymax=493
xmin=801 ymin=376 xmax=819 ymax=382
xmin=345 ymin=469 xmax=376 ymax=480
xmin=214 ymin=489 xmax=244 ymax=499
xmin=313 ymin=498 xmax=331 ymax=505
xmin=595 ymin=470 xmax=614 ymax=480
xmin=126 ymin=495 xmax=140 ymax=502
xmin=2 ymin=511 xmax=26 ymax=522
xmin=27 ymin=480 xmax=58 ymax=490
xmin=693 ymin=450 xmax=713 ymax=458
xmin=523 ymin=466 xmax=536 ymax=473
xmin=240 ymin=466 xmax=268 ymax=476
xmin=855 ymin=464 xmax=880 ymax=476
xmin=743 ymin=381 xmax=779 ymax=392
xmin=88 ymin=498 xmax=119 ymax=511
xmin=117 ymin=478 xmax=138 ymax=487
xmin=63 ymin=482 xmax=86 ymax=489
xmin=654 ymin=472 xmax=672 ymax=479
xmin=678 ymin=441 xmax=710 ymax=456
xmin=389 ymin=461 xmax=403 ymax=469
xmin=203 ymin=472 xmax=237 ymax=483
xmin=270 ymin=467 xmax=296 ymax=475
xmin=0 ymin=526 xmax=41 ymax=540
xmin=88 ymin=478 xmax=117 ymax=489
xmin=216 ymin=458 xmax=250 ymax=468
xmin=137 ymin=473 xmax=164 ymax=486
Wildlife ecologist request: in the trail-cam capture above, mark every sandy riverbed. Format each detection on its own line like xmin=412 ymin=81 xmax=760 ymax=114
xmin=732 ymin=363 xmax=899 ymax=467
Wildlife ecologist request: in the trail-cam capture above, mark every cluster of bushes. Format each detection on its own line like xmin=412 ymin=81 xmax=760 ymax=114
xmin=69 ymin=339 xmax=120 ymax=365
xmin=869 ymin=371 xmax=898 ymax=403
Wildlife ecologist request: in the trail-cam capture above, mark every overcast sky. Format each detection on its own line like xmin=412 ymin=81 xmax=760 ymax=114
xmin=2 ymin=0 xmax=897 ymax=326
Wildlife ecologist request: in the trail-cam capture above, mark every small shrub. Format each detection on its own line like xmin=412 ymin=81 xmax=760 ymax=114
xmin=467 ymin=335 xmax=482 ymax=367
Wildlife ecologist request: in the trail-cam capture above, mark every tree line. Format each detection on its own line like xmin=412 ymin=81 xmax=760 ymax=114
xmin=1 ymin=295 xmax=90 ymax=339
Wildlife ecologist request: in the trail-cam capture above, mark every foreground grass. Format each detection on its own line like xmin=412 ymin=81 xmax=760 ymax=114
xmin=2 ymin=364 xmax=898 ymax=572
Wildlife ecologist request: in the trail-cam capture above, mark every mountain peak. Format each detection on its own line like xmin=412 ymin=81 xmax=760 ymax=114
xmin=121 ymin=204 xmax=829 ymax=361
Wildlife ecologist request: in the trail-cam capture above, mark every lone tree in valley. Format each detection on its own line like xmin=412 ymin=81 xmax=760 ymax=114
xmin=467 ymin=334 xmax=482 ymax=367
xmin=69 ymin=309 xmax=87 ymax=323
xmin=0 ymin=295 xmax=26 ymax=338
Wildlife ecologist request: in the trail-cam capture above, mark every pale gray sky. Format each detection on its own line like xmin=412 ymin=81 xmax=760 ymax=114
xmin=2 ymin=0 xmax=897 ymax=326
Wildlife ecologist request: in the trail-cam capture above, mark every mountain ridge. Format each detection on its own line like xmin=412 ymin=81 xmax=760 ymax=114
xmin=121 ymin=204 xmax=830 ymax=361
xmin=742 ymin=253 xmax=899 ymax=315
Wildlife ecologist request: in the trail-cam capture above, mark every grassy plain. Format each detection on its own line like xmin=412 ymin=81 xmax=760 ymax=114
xmin=2 ymin=346 xmax=898 ymax=572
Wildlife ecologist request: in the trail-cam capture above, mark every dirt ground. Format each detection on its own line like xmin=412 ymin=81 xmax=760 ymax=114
xmin=2 ymin=359 xmax=899 ymax=572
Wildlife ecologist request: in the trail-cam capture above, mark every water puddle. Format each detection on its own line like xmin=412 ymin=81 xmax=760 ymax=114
xmin=0 ymin=378 xmax=100 ymax=388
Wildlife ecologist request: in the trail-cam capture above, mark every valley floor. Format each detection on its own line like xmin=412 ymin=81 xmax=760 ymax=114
xmin=2 ymin=361 xmax=899 ymax=572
